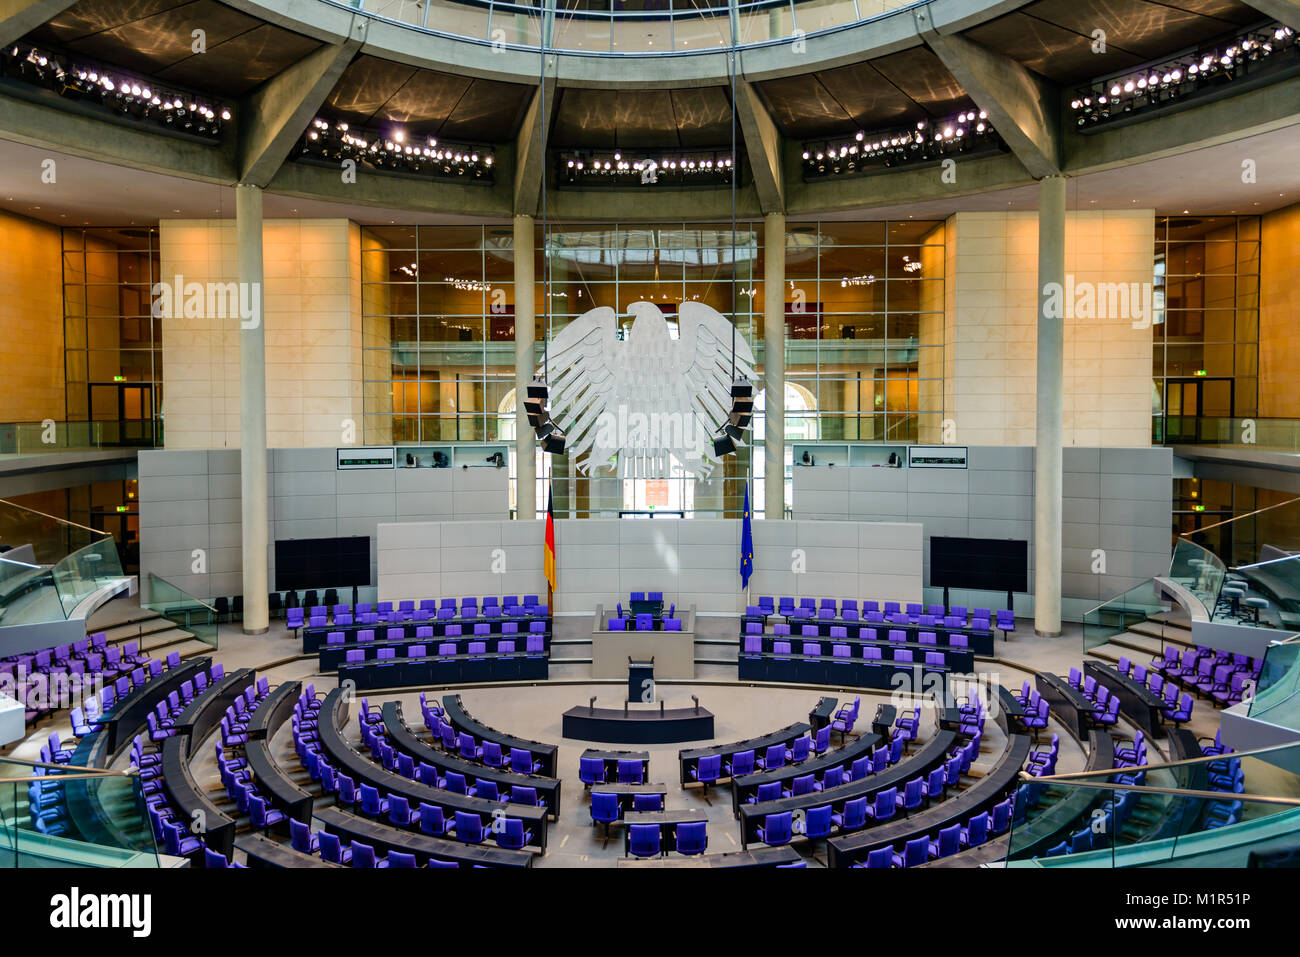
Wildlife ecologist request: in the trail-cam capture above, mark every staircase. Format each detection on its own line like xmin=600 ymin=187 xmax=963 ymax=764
xmin=1086 ymin=611 xmax=1197 ymax=667
xmin=84 ymin=599 xmax=212 ymax=660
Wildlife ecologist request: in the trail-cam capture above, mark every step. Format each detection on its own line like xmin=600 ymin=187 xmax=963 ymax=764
xmin=1087 ymin=647 xmax=1123 ymax=666
xmin=166 ymin=638 xmax=215 ymax=660
xmin=96 ymin=616 xmax=178 ymax=644
xmin=1129 ymin=621 xmax=1195 ymax=647
xmin=139 ymin=627 xmax=200 ymax=653
xmin=84 ymin=600 xmax=159 ymax=632
xmin=1148 ymin=611 xmax=1194 ymax=632
xmin=1111 ymin=632 xmax=1166 ymax=655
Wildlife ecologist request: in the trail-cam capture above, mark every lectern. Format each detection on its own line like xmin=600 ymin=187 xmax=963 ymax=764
xmin=628 ymin=657 xmax=655 ymax=703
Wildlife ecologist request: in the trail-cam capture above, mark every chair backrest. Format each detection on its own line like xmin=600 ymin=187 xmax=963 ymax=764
xmin=731 ymin=750 xmax=755 ymax=776
xmin=763 ymin=811 xmax=792 ymax=843
xmin=454 ymin=810 xmax=483 ymax=842
xmin=591 ymin=792 xmax=619 ymax=821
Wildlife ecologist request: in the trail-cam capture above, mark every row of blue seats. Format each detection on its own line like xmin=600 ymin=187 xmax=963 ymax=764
xmin=750 ymin=597 xmax=1014 ymax=629
xmin=289 ymin=597 xmax=549 ymax=629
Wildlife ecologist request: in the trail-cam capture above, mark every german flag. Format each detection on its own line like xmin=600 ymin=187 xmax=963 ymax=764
xmin=543 ymin=485 xmax=556 ymax=609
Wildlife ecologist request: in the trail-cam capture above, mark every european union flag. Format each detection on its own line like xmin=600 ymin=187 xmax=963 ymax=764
xmin=740 ymin=484 xmax=754 ymax=589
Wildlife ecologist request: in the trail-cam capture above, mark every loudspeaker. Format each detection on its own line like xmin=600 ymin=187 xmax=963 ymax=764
xmin=527 ymin=378 xmax=567 ymax=454
xmin=712 ymin=379 xmax=753 ymax=458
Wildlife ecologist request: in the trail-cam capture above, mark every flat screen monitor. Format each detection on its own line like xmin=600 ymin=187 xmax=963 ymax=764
xmin=929 ymin=536 xmax=1028 ymax=594
xmin=274 ymin=536 xmax=370 ymax=592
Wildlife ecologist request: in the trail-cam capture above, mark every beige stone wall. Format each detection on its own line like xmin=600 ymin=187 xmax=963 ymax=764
xmin=360 ymin=228 xmax=393 ymax=444
xmin=917 ymin=222 xmax=946 ymax=443
xmin=1260 ymin=202 xmax=1300 ymax=418
xmin=159 ymin=218 xmax=365 ymax=449
xmin=0 ymin=210 xmax=64 ymax=422
xmin=943 ymin=209 xmax=1155 ymax=447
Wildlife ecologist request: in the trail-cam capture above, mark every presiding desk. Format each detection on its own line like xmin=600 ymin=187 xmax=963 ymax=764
xmin=1085 ymin=660 xmax=1166 ymax=736
xmin=441 ymin=694 xmax=559 ymax=778
xmin=562 ymin=703 xmax=714 ymax=745
xmin=592 ymin=602 xmax=694 ymax=679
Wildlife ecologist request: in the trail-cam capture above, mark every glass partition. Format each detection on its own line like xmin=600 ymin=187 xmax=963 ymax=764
xmin=334 ymin=0 xmax=928 ymax=54
xmin=0 ymin=757 xmax=159 ymax=868
xmin=0 ymin=420 xmax=156 ymax=454
xmin=1007 ymin=742 xmax=1300 ymax=868
xmin=0 ymin=499 xmax=124 ymax=625
xmin=1168 ymin=536 xmax=1226 ymax=618
xmin=144 ymin=573 xmax=218 ymax=651
xmin=1082 ymin=579 xmax=1170 ymax=652
xmin=1248 ymin=635 xmax=1300 ymax=731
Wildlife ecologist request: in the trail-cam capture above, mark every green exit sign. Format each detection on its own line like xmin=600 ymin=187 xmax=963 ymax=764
xmin=1194 ymin=505 xmax=1206 ymax=512
xmin=113 ymin=375 xmax=126 ymax=382
xmin=1194 ymin=370 xmax=1207 ymax=377
xmin=115 ymin=505 xmax=128 ymax=513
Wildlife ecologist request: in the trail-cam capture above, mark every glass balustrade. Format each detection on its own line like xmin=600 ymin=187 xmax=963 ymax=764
xmin=0 ymin=500 xmax=124 ymax=627
xmin=0 ymin=757 xmax=159 ymax=868
xmin=1006 ymin=741 xmax=1300 ymax=867
xmin=1247 ymin=635 xmax=1300 ymax=732
xmin=324 ymin=0 xmax=927 ymax=54
xmin=144 ymin=573 xmax=218 ymax=651
xmin=0 ymin=419 xmax=159 ymax=454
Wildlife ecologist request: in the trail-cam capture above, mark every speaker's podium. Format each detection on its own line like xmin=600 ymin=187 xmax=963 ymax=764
xmin=628 ymin=658 xmax=654 ymax=703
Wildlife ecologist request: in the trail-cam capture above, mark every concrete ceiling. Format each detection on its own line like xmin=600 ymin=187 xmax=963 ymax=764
xmin=27 ymin=0 xmax=324 ymax=97
xmin=1 ymin=122 xmax=1295 ymax=228
xmin=17 ymin=0 xmax=1280 ymax=147
xmin=964 ymin=0 xmax=1264 ymax=85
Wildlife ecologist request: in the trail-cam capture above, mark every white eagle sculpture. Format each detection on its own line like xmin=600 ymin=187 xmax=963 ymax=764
xmin=540 ymin=300 xmax=755 ymax=477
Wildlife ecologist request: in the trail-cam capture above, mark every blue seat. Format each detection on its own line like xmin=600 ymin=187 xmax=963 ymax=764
xmin=757 ymin=811 xmax=792 ymax=846
xmin=579 ymin=756 xmax=606 ymax=786
xmin=832 ymin=795 xmax=868 ymax=832
xmin=497 ymin=818 xmax=533 ymax=850
xmin=591 ymin=792 xmax=621 ymax=836
xmin=690 ymin=753 xmax=721 ymax=790
xmin=628 ymin=824 xmax=661 ymax=858
xmin=453 ymin=810 xmax=485 ymax=845
xmin=676 ymin=821 xmax=707 ymax=855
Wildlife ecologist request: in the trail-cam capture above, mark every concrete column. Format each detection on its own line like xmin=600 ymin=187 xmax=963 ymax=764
xmin=763 ymin=211 xmax=786 ymax=519
xmin=514 ymin=213 xmax=537 ymax=520
xmin=236 ymin=183 xmax=269 ymax=635
xmin=1035 ymin=175 xmax=1067 ymax=637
